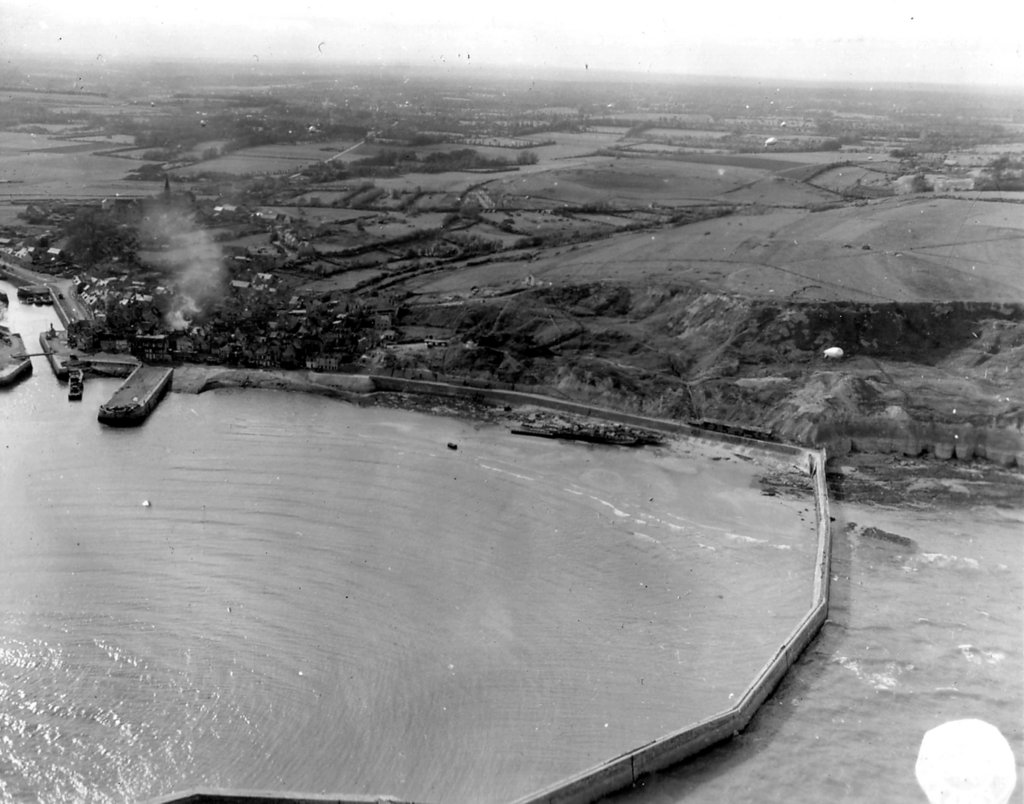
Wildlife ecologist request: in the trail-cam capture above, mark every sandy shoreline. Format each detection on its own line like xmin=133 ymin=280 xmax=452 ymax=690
xmin=168 ymin=364 xmax=1023 ymax=509
xmin=169 ymin=364 xmax=534 ymax=425
xmin=171 ymin=364 xmax=376 ymax=399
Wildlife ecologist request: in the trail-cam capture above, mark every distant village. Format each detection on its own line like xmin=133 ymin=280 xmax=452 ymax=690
xmin=0 ymin=184 xmax=427 ymax=374
xmin=59 ymin=277 xmax=408 ymax=373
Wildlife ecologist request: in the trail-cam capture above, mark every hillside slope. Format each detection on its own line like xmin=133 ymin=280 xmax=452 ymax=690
xmin=397 ymin=282 xmax=1024 ymax=467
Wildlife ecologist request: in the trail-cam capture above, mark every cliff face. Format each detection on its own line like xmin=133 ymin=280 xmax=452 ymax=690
xmin=398 ymin=283 xmax=1024 ymax=466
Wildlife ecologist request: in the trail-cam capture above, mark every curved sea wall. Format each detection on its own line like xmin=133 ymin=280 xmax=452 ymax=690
xmin=149 ymin=372 xmax=832 ymax=804
xmin=508 ymin=448 xmax=831 ymax=804
xmin=352 ymin=375 xmax=837 ymax=803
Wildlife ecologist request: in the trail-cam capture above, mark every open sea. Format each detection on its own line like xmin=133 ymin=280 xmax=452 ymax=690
xmin=0 ymin=283 xmax=830 ymax=803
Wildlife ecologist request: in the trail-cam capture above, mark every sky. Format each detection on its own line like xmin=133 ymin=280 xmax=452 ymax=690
xmin=2 ymin=0 xmax=1023 ymax=87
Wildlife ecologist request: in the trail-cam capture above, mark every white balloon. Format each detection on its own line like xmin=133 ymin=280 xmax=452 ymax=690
xmin=916 ymin=719 xmax=1017 ymax=804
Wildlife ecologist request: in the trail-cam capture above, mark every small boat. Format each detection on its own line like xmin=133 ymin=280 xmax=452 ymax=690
xmin=68 ymin=368 xmax=84 ymax=401
xmin=447 ymin=442 xmax=458 ymax=450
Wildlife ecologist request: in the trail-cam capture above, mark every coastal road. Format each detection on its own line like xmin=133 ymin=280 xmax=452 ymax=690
xmin=0 ymin=258 xmax=92 ymax=323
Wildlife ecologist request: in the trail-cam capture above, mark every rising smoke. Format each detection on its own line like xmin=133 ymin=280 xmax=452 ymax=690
xmin=140 ymin=207 xmax=225 ymax=331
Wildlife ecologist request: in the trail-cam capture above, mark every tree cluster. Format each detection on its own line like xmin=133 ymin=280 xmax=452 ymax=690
xmin=64 ymin=207 xmax=138 ymax=267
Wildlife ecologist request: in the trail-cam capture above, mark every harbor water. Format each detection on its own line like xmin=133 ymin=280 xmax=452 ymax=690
xmin=0 ymin=285 xmax=818 ymax=803
xmin=1 ymin=283 xmax=1020 ymax=803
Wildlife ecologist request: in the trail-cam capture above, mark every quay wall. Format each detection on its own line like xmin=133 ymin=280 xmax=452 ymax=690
xmin=0 ymin=357 xmax=32 ymax=387
xmin=51 ymin=291 xmax=73 ymax=328
xmin=37 ymin=330 xmax=138 ymax=380
xmin=0 ymin=331 xmax=33 ymax=388
xmin=38 ymin=331 xmax=69 ymax=380
xmin=0 ymin=263 xmax=32 ymax=287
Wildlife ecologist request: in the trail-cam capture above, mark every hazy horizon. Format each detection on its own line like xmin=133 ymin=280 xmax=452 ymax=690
xmin=3 ymin=0 xmax=1022 ymax=89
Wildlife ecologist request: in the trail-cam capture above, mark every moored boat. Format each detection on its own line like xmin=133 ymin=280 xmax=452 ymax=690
xmin=68 ymin=368 xmax=84 ymax=400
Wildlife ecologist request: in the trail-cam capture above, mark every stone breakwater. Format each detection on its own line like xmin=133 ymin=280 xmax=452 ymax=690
xmin=0 ymin=329 xmax=32 ymax=387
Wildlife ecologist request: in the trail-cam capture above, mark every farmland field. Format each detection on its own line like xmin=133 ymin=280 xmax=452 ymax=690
xmin=293 ymin=266 xmax=385 ymax=291
xmin=407 ymin=197 xmax=1024 ymax=304
xmin=69 ymin=134 xmax=138 ymax=146
xmin=0 ymin=131 xmax=159 ymax=198
xmin=364 ymin=217 xmax=442 ymax=239
xmin=625 ymin=143 xmax=722 ymax=155
xmin=169 ymin=153 xmax=308 ymax=176
xmin=285 ymin=191 xmax=364 ymax=206
xmin=778 ymin=150 xmax=898 ymax=166
xmin=720 ymin=176 xmax=839 ymax=206
xmin=528 ymin=130 xmax=627 ymax=159
xmin=217 ymin=232 xmax=274 ymax=251
xmin=642 ymin=129 xmax=732 ymax=140
xmin=400 ymin=142 xmax=530 ymax=162
xmin=0 ymin=89 xmax=129 ymax=117
xmin=169 ymin=139 xmax=359 ymax=176
xmin=483 ymin=156 xmax=770 ymax=207
xmin=260 ymin=205 xmax=376 ymax=224
xmin=0 ymin=132 xmax=96 ymax=153
xmin=608 ymin=112 xmax=715 ymax=124
xmin=0 ymin=204 xmax=26 ymax=226
xmin=807 ymin=165 xmax=894 ymax=193
xmin=108 ymin=147 xmax=160 ymax=160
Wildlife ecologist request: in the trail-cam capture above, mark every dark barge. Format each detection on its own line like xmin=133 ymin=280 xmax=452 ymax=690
xmin=98 ymin=365 xmax=173 ymax=426
xmin=511 ymin=422 xmax=664 ymax=447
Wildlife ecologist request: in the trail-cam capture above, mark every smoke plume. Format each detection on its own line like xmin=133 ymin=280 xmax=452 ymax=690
xmin=140 ymin=207 xmax=225 ymax=331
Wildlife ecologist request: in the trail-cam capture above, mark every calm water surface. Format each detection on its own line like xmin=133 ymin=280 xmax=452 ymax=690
xmin=0 ymin=286 xmax=818 ymax=803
